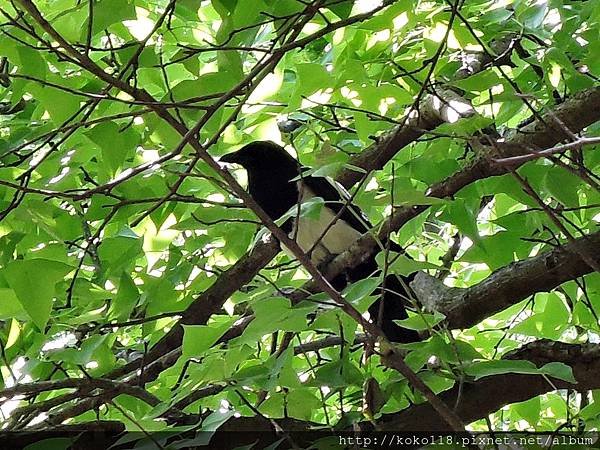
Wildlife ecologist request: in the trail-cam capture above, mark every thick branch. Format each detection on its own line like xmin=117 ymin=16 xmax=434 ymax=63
xmin=23 ymin=341 xmax=600 ymax=444
xmin=411 ymin=230 xmax=600 ymax=329
xmin=0 ymin=421 xmax=125 ymax=450
xmin=0 ymin=378 xmax=158 ymax=405
xmin=380 ymin=340 xmax=600 ymax=431
xmin=207 ymin=340 xmax=600 ymax=437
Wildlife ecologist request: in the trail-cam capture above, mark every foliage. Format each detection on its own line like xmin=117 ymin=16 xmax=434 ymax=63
xmin=0 ymin=0 xmax=599 ymax=445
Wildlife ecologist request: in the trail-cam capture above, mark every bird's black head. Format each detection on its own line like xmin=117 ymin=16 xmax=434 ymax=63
xmin=220 ymin=141 xmax=299 ymax=174
xmin=221 ymin=141 xmax=301 ymax=220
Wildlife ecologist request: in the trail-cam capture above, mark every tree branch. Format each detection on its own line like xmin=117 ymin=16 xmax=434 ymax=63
xmin=380 ymin=340 xmax=600 ymax=431
xmin=202 ymin=340 xmax=600 ymax=437
xmin=411 ymin=230 xmax=600 ymax=329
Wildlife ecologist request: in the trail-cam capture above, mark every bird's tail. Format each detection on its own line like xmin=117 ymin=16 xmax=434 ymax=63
xmin=368 ymin=273 xmax=421 ymax=343
xmin=343 ymin=242 xmax=421 ymax=343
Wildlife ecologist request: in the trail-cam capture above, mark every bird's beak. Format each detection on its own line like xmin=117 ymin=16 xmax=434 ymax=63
xmin=219 ymin=152 xmax=240 ymax=164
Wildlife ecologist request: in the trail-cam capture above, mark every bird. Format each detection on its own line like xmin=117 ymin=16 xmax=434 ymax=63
xmin=220 ymin=141 xmax=420 ymax=343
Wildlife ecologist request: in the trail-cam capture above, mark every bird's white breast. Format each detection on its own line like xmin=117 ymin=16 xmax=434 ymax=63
xmin=282 ymin=185 xmax=362 ymax=265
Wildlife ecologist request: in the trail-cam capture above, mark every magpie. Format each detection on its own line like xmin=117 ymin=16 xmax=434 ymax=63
xmin=220 ymin=141 xmax=420 ymax=343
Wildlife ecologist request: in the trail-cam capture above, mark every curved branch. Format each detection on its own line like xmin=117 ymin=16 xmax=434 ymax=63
xmin=381 ymin=340 xmax=600 ymax=431
xmin=411 ymin=230 xmax=600 ymax=329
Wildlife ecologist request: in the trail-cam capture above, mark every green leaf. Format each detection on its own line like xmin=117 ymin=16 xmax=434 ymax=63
xmin=393 ymin=311 xmax=445 ymax=331
xmin=309 ymin=163 xmax=344 ymax=178
xmin=480 ymin=7 xmax=513 ymax=24
xmin=542 ymin=166 xmax=581 ymax=207
xmin=328 ymin=2 xmax=352 ymax=19
xmin=85 ymin=122 xmax=139 ymax=176
xmin=107 ymin=272 xmax=139 ymax=321
xmin=17 ymin=46 xmax=47 ymax=79
xmin=258 ymin=392 xmax=285 ymax=417
xmin=0 ymin=288 xmax=27 ymax=320
xmin=465 ymin=360 xmax=539 ymax=380
xmin=512 ymin=396 xmax=541 ymax=426
xmin=201 ymin=409 xmax=236 ymax=431
xmin=292 ymin=63 xmax=333 ymax=99
xmin=510 ymin=293 xmax=570 ymax=339
xmin=392 ymin=188 xmax=446 ymax=206
xmin=27 ymin=84 xmax=81 ymax=125
xmin=86 ymin=0 xmax=136 ymax=36
xmin=343 ymin=277 xmax=380 ymax=309
xmin=517 ymin=2 xmax=547 ymax=29
xmin=466 ymin=360 xmax=575 ymax=384
xmin=212 ymin=0 xmax=237 ymax=15
xmin=452 ymin=70 xmax=503 ymax=92
xmin=182 ymin=317 xmax=236 ymax=358
xmin=241 ymin=297 xmax=313 ymax=340
xmin=45 ymin=334 xmax=112 ymax=367
xmin=299 ymin=196 xmax=325 ymax=221
xmin=3 ymin=259 xmax=72 ymax=330
xmin=98 ymin=233 xmax=143 ymax=279
xmin=376 ymin=253 xmax=439 ymax=276
xmin=440 ymin=197 xmax=480 ymax=243
xmin=275 ymin=196 xmax=324 ymax=225
xmin=540 ymin=362 xmax=576 ymax=384
xmin=313 ymin=358 xmax=363 ymax=388
xmin=461 ymin=231 xmax=526 ymax=270
xmin=286 ymin=388 xmax=321 ymax=421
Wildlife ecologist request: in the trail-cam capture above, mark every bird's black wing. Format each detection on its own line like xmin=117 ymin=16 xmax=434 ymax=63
xmin=301 ymin=174 xmax=372 ymax=234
